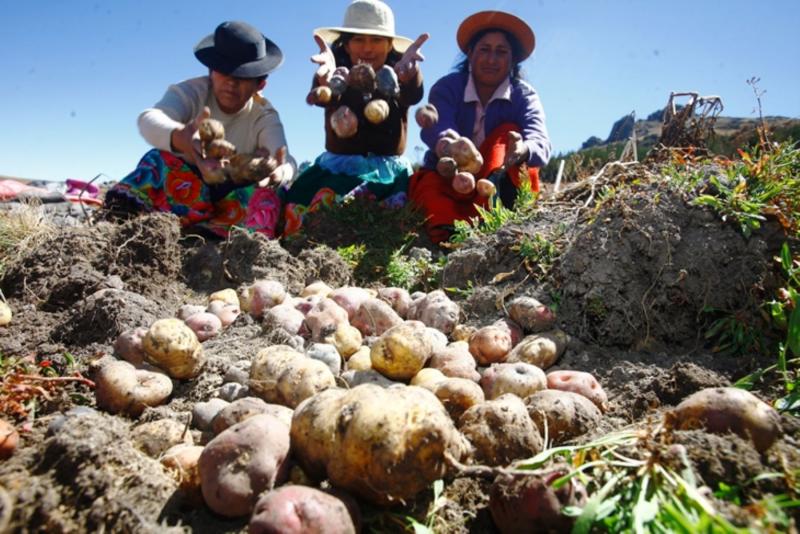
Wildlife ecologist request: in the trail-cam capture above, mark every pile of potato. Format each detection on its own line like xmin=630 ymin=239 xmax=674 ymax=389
xmin=197 ymin=118 xmax=281 ymax=185
xmin=90 ymin=277 xmax=783 ymax=532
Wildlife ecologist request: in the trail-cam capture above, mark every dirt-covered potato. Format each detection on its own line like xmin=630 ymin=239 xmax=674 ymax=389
xmin=244 ymin=280 xmax=287 ymax=318
xmin=351 ymin=298 xmax=402 ymax=337
xmin=524 ymin=390 xmax=602 ymax=444
xmin=301 ymin=281 xmax=334 ymax=298
xmin=481 ymin=362 xmax=547 ymax=400
xmin=132 ymin=418 xmax=192 ymax=457
xmin=184 ymin=312 xmax=222 ymax=342
xmin=198 ymin=118 xmax=225 ymax=143
xmin=345 ymin=346 xmax=372 ymax=371
xmin=324 ymin=323 xmax=363 ymax=359
xmin=436 ymin=157 xmax=458 ymax=178
xmin=451 ymin=324 xmax=477 ymax=343
xmin=304 ymin=298 xmax=349 ymax=341
xmin=459 ymin=394 xmax=543 ymax=466
xmin=330 ymin=286 xmax=373 ymax=320
xmin=94 ymin=359 xmax=173 ymax=417
xmin=113 ymin=326 xmax=149 ymax=366
xmin=249 ymin=345 xmax=336 ymax=408
xmin=212 ymin=397 xmax=294 ymax=435
xmin=199 ymin=414 xmax=291 ymax=518
xmin=206 ymin=300 xmax=240 ymax=327
xmin=176 ymin=304 xmax=206 ymax=321
xmin=142 ymin=318 xmax=205 ymax=379
xmin=209 ymin=288 xmax=239 ymax=307
xmin=376 ymin=288 xmax=411 ymax=318
xmin=341 ymin=369 xmax=399 ymax=388
xmin=547 ymin=370 xmax=608 ymax=412
xmin=0 ymin=419 xmax=18 ymax=459
xmin=291 ymin=384 xmax=470 ymax=505
xmin=468 ymin=319 xmax=522 ymax=366
xmin=263 ymin=304 xmax=306 ymax=335
xmin=407 ymin=290 xmax=460 ymax=335
xmin=161 ymin=444 xmax=204 ymax=504
xmin=364 ymin=99 xmax=390 ymax=124
xmin=410 ymin=368 xmax=447 ymax=391
xmin=370 ymin=321 xmax=434 ymax=380
xmin=249 ymin=485 xmax=358 ymax=534
xmin=506 ymin=330 xmax=568 ymax=370
xmin=306 ymin=343 xmax=342 ymax=376
xmin=665 ymin=387 xmax=782 ymax=453
xmin=434 ymin=377 xmax=485 ymax=420
xmin=429 ymin=341 xmax=480 ymax=382
xmin=507 ymin=296 xmax=557 ymax=333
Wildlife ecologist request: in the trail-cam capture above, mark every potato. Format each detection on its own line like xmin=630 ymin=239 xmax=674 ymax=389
xmin=348 ymin=63 xmax=376 ymax=93
xmin=506 ymin=330 xmax=568 ymax=370
xmin=307 ymin=85 xmax=333 ymax=105
xmin=184 ymin=312 xmax=222 ymax=341
xmin=304 ymin=298 xmax=349 ymax=341
xmin=507 ymin=296 xmax=557 ymax=333
xmin=410 ymin=368 xmax=447 ymax=391
xmin=376 ymin=64 xmax=400 ymax=98
xmin=176 ymin=304 xmax=206 ymax=321
xmin=364 ymin=99 xmax=390 ymax=124
xmin=301 ymin=281 xmax=334 ymax=299
xmin=161 ymin=444 xmax=204 ymax=504
xmin=415 ymin=103 xmax=439 ymax=129
xmin=329 ymin=67 xmax=349 ymax=96
xmin=198 ymin=118 xmax=225 ymax=143
xmin=469 ymin=320 xmax=520 ymax=365
xmin=450 ymin=137 xmax=483 ymax=174
xmin=435 ymin=137 xmax=454 ymax=159
xmin=263 ymin=304 xmax=305 ymax=335
xmin=459 ymin=394 xmax=542 ymax=466
xmin=345 ymin=346 xmax=372 ymax=371
xmin=664 ymin=387 xmax=782 ymax=453
xmin=206 ymin=138 xmax=236 ymax=159
xmin=481 ymin=362 xmax=547 ymax=400
xmin=306 ymin=343 xmax=342 ymax=376
xmin=249 ymin=345 xmax=336 ymax=408
xmin=207 ymin=300 xmax=241 ymax=327
xmin=524 ymin=390 xmax=602 ymax=444
xmin=113 ymin=326 xmax=149 ymax=366
xmin=451 ymin=324 xmax=477 ymax=343
xmin=249 ymin=485 xmax=357 ymax=534
xmin=434 ymin=377 xmax=485 ymax=420
xmin=351 ymin=298 xmax=402 ymax=337
xmin=377 ymin=287 xmax=412 ymax=319
xmin=192 ymin=398 xmax=230 ymax=431
xmin=209 ymin=288 xmax=239 ymax=307
xmin=370 ymin=321 xmax=434 ymax=380
xmin=142 ymin=318 xmax=205 ymax=379
xmin=425 ymin=327 xmax=449 ymax=353
xmin=212 ymin=397 xmax=293 ymax=435
xmin=0 ymin=419 xmax=18 ymax=459
xmin=291 ymin=384 xmax=470 ymax=505
xmin=246 ymin=280 xmax=287 ymax=318
xmin=132 ymin=418 xmax=192 ymax=458
xmin=429 ymin=341 xmax=480 ymax=382
xmin=436 ymin=157 xmax=458 ymax=178
xmin=94 ymin=359 xmax=173 ymax=417
xmin=475 ymin=178 xmax=496 ymax=197
xmin=330 ymin=286 xmax=373 ymax=320
xmin=341 ymin=369 xmax=399 ymax=388
xmin=452 ymin=171 xmax=476 ymax=194
xmin=407 ymin=290 xmax=460 ymax=335
xmin=199 ymin=414 xmax=291 ymax=518
xmin=547 ymin=370 xmax=608 ymax=412
xmin=331 ymin=106 xmax=358 ymax=138
xmin=324 ymin=323 xmax=363 ymax=359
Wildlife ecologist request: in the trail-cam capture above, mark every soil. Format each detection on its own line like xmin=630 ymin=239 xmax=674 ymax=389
xmin=0 ymin=165 xmax=798 ymax=533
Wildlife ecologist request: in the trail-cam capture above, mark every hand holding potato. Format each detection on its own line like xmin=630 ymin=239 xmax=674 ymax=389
xmin=311 ymin=34 xmax=336 ymax=83
xmin=258 ymin=146 xmax=293 ymax=188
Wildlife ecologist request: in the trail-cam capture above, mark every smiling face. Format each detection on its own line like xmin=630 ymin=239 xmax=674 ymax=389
xmin=210 ymin=71 xmax=266 ymax=114
xmin=344 ymin=34 xmax=393 ymax=70
xmin=468 ymin=31 xmax=514 ymax=90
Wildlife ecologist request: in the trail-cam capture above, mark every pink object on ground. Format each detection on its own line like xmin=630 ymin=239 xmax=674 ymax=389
xmin=0 ymin=179 xmax=49 ymax=201
xmin=65 ymin=179 xmax=100 ymax=198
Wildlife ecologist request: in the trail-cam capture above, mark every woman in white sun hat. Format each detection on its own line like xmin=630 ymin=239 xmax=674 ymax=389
xmin=281 ymin=0 xmax=429 ymax=237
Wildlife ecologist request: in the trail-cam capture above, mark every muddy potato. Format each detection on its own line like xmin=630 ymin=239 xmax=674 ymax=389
xmin=198 ymin=118 xmax=224 ymax=143
xmin=324 ymin=323 xmax=363 ymax=359
xmin=176 ymin=304 xmax=206 ymax=321
xmin=481 ymin=362 xmax=547 ymax=400
xmin=302 ymin=281 xmax=334 ymax=299
xmin=475 ymin=179 xmax=496 ymax=198
xmin=94 ymin=359 xmax=173 ymax=417
xmin=665 ymin=387 xmax=782 ymax=453
xmin=249 ymin=345 xmax=336 ymax=408
xmin=184 ymin=312 xmax=222 ymax=342
xmin=161 ymin=444 xmax=204 ymax=504
xmin=364 ymin=99 xmax=390 ymax=124
xmin=142 ymin=318 xmax=205 ymax=379
xmin=468 ymin=319 xmax=522 ymax=366
xmin=434 ymin=377 xmax=485 ymax=420
xmin=330 ymin=286 xmax=373 ymax=320
xmin=410 ymin=367 xmax=447 ymax=391
xmin=304 ymin=298 xmax=349 ymax=341
xmin=429 ymin=341 xmax=480 ymax=382
xmin=0 ymin=419 xmax=18 ymax=459
xmin=524 ymin=390 xmax=602 ymax=444
xmin=452 ymin=171 xmax=476 ymax=194
xmin=330 ymin=106 xmax=358 ymax=138
xmin=547 ymin=370 xmax=608 ymax=412
xmin=341 ymin=368 xmax=399 ymax=388
xmin=0 ymin=301 xmax=12 ymax=326
xmin=209 ymin=288 xmax=239 ymax=307
xmin=249 ymin=485 xmax=358 ymax=534
xmin=436 ymin=156 xmax=458 ymax=178
xmin=228 ymin=153 xmax=280 ymax=185
xmin=348 ymin=63 xmax=376 ymax=93
xmin=199 ymin=414 xmax=291 ymax=518
xmin=290 ymin=384 xmax=470 ymax=505
xmin=415 ymin=103 xmax=439 ymax=129
xmin=212 ymin=397 xmax=294 ymax=435
xmin=370 ymin=321 xmax=434 ymax=380
xmin=306 ymin=343 xmax=342 ymax=376
xmin=192 ymin=398 xmax=230 ymax=431
xmin=351 ymin=298 xmax=402 ymax=337
xmin=508 ymin=296 xmax=557 ymax=333
xmin=113 ymin=326 xmax=149 ymax=366
xmin=246 ymin=280 xmax=287 ymax=318
xmin=207 ymin=299 xmax=241 ymax=327
xmin=506 ymin=330 xmax=568 ymax=370
xmin=451 ymin=324 xmax=477 ymax=343
xmin=206 ymin=138 xmax=236 ymax=159
xmin=132 ymin=418 xmax=192 ymax=457
xmin=263 ymin=304 xmax=306 ymax=335
xmin=345 ymin=346 xmax=372 ymax=371
xmin=459 ymin=394 xmax=543 ymax=466
xmin=435 ymin=137 xmax=454 ymax=159
xmin=407 ymin=290 xmax=460 ymax=335
xmin=377 ymin=287 xmax=412 ymax=319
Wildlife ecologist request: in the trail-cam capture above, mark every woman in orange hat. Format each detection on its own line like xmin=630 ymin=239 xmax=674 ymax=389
xmin=409 ymin=11 xmax=552 ymax=244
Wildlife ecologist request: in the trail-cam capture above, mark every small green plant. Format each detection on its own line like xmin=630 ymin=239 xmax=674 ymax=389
xmin=384 ymin=250 xmax=444 ymax=291
xmin=336 ymin=243 xmax=366 ymax=269
xmin=513 ymin=232 xmax=560 ymax=277
xmin=445 ymin=280 xmax=474 ymax=299
xmin=702 ymin=306 xmax=765 ymax=357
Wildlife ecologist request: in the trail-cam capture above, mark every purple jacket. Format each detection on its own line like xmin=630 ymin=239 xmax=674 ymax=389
xmin=421 ymin=71 xmax=552 ymax=170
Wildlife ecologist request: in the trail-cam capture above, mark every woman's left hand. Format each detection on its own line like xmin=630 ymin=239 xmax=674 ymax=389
xmin=395 ymin=33 xmax=429 ymax=83
xmin=504 ymin=131 xmax=529 ymax=168
xmin=258 ymin=147 xmax=292 ymax=188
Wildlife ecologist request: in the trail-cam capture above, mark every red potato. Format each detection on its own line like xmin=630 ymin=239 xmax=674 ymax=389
xmin=415 ymin=103 xmax=439 ymax=129
xmin=330 ymin=286 xmax=373 ymax=320
xmin=304 ymin=298 xmax=349 ymax=341
xmin=249 ymin=485 xmax=358 ymax=534
xmin=246 ymin=280 xmax=287 ymax=318
xmin=94 ymin=359 xmax=173 ymax=417
xmin=348 ymin=63 xmax=377 ymax=93
xmin=407 ymin=290 xmax=461 ymax=335
xmin=176 ymin=304 xmax=206 ymax=322
xmin=0 ymin=419 xmax=19 ymax=459
xmin=263 ymin=304 xmax=306 ymax=335
xmin=468 ymin=319 xmax=522 ymax=366
xmin=547 ymin=370 xmax=608 ymax=412
xmin=475 ymin=179 xmax=496 ymax=197
xmin=377 ymin=287 xmax=412 ymax=319
xmin=481 ymin=362 xmax=547 ymax=400
xmin=429 ymin=341 xmax=480 ymax=382
xmin=508 ymin=296 xmax=557 ymax=333
xmin=665 ymin=387 xmax=782 ymax=453
xmin=292 ymin=294 xmax=323 ymax=315
xmin=199 ymin=414 xmax=291 ymax=518
xmin=212 ymin=397 xmax=294 ymax=435
xmin=207 ymin=300 xmax=240 ymax=327
xmin=452 ymin=171 xmax=476 ymax=194
xmin=351 ymin=298 xmax=402 ymax=337
xmin=435 ymin=137 xmax=454 ymax=159
xmin=113 ymin=326 xmax=149 ymax=366
xmin=184 ymin=312 xmax=222 ymax=341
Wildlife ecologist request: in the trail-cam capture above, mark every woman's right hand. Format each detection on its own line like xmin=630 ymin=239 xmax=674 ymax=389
xmin=311 ymin=34 xmax=336 ymax=84
xmin=171 ymin=107 xmax=226 ymax=184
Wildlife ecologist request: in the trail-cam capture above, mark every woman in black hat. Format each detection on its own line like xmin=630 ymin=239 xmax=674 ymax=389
xmin=104 ymin=21 xmax=295 ymax=239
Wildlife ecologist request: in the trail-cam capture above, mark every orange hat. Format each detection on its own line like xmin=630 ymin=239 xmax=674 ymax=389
xmin=457 ymin=11 xmax=535 ymax=60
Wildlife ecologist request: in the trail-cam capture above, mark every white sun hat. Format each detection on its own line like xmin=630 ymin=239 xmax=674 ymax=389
xmin=314 ymin=0 xmax=413 ymax=53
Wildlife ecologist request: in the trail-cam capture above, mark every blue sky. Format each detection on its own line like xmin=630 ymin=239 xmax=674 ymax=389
xmin=1 ymin=0 xmax=798 ymax=182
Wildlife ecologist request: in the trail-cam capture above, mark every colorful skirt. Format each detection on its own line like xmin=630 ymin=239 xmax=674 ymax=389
xmin=104 ymin=149 xmax=280 ymax=238
xmin=280 ymin=152 xmax=411 ymax=237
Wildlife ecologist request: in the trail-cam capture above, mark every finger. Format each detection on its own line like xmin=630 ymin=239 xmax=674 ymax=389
xmin=313 ymin=34 xmax=329 ymax=54
xmin=406 ymin=33 xmax=429 ymax=55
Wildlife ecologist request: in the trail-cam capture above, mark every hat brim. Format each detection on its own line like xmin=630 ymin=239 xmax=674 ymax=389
xmin=457 ymin=11 xmax=535 ymax=60
xmin=194 ymin=33 xmax=284 ymax=78
xmin=314 ymin=27 xmax=413 ymax=53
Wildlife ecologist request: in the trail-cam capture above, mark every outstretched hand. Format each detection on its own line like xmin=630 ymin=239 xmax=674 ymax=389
xmin=258 ymin=147 xmax=292 ymax=189
xmin=503 ymin=131 xmax=528 ymax=168
xmin=394 ymin=33 xmax=429 ymax=83
xmin=171 ymin=106 xmax=210 ymax=164
xmin=311 ymin=34 xmax=336 ymax=83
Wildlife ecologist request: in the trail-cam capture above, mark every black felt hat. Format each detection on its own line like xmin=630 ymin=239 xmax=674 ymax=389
xmin=194 ymin=21 xmax=283 ymax=78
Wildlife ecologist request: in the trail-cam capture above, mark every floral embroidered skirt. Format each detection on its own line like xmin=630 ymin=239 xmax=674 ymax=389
xmin=104 ymin=149 xmax=280 ymax=238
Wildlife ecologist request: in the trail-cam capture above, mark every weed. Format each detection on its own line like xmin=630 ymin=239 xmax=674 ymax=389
xmin=0 ymin=200 xmax=56 ymax=275
xmin=336 ymin=243 xmax=366 ymax=269
xmin=702 ymin=306 xmax=766 ymax=356
xmin=385 ymin=250 xmax=444 ymax=291
xmin=445 ymin=280 xmax=474 ymax=299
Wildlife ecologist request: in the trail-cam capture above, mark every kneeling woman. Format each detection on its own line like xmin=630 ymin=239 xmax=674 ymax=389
xmin=409 ymin=11 xmax=552 ymax=244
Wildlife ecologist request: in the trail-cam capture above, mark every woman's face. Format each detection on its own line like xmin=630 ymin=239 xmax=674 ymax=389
xmin=468 ymin=31 xmax=513 ymax=88
xmin=344 ymin=34 xmax=393 ymax=70
xmin=210 ymin=71 xmax=266 ymax=114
